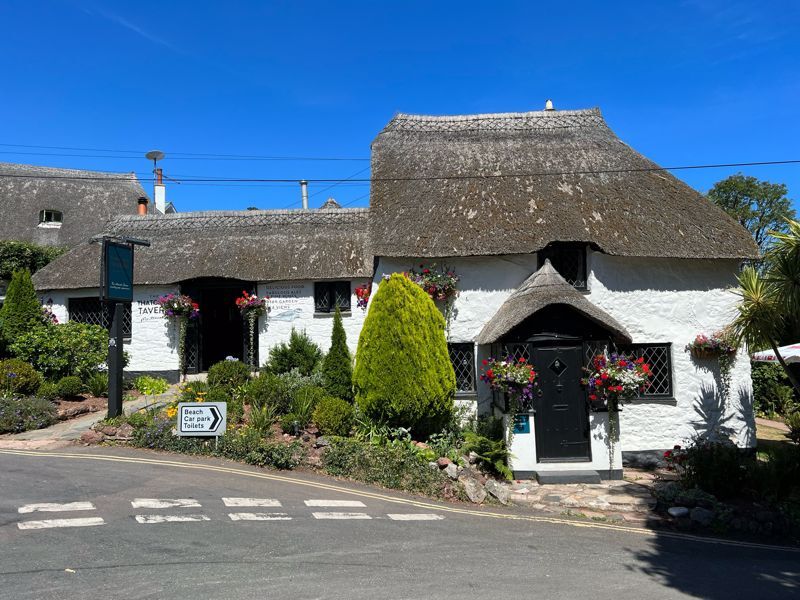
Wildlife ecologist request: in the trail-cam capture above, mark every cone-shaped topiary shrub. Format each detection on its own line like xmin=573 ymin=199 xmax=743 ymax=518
xmin=267 ymin=328 xmax=323 ymax=376
xmin=0 ymin=270 xmax=42 ymax=351
xmin=321 ymin=307 xmax=353 ymax=401
xmin=353 ymin=273 xmax=455 ymax=438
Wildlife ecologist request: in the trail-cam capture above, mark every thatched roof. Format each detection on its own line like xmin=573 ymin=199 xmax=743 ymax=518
xmin=0 ymin=163 xmax=151 ymax=248
xmin=370 ymin=108 xmax=758 ymax=260
xmin=33 ymin=209 xmax=372 ymax=290
xmin=476 ymin=260 xmax=632 ymax=344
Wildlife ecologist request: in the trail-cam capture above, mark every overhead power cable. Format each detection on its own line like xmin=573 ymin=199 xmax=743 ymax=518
xmin=1 ymin=159 xmax=798 ymax=184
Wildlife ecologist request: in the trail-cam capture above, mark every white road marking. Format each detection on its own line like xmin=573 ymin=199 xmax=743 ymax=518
xmin=222 ymin=497 xmax=282 ymax=508
xmin=387 ymin=513 xmax=445 ymax=521
xmin=134 ymin=514 xmax=210 ymax=524
xmin=228 ymin=512 xmax=292 ymax=521
xmin=18 ymin=502 xmax=95 ymax=514
xmin=312 ymin=512 xmax=372 ymax=520
xmin=17 ymin=517 xmax=105 ymax=530
xmin=304 ymin=499 xmax=366 ymax=508
xmin=131 ymin=498 xmax=201 ymax=509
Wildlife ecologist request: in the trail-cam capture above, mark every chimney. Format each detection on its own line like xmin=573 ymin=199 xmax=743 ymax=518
xmin=154 ymin=167 xmax=166 ymax=213
xmin=544 ymin=99 xmax=554 ymax=111
xmin=299 ymin=180 xmax=309 ymax=209
xmin=137 ymin=197 xmax=149 ymax=215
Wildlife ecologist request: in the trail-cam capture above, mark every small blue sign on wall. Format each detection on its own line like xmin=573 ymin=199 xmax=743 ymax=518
xmin=102 ymin=241 xmax=133 ymax=302
xmin=513 ymin=414 xmax=530 ymax=434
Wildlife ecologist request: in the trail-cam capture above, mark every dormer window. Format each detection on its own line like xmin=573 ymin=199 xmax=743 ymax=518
xmin=538 ymin=242 xmax=587 ymax=290
xmin=38 ymin=209 xmax=63 ymax=228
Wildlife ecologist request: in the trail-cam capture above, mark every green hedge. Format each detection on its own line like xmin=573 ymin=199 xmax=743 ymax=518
xmin=0 ymin=358 xmax=42 ymax=395
xmin=0 ymin=241 xmax=65 ymax=281
xmin=11 ymin=322 xmax=108 ymax=380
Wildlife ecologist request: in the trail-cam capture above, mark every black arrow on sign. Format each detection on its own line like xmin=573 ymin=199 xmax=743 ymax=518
xmin=208 ymin=406 xmax=221 ymax=432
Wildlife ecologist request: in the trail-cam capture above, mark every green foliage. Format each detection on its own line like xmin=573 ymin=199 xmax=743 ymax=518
xmin=0 ymin=270 xmax=42 ymax=350
xmin=786 ymin=412 xmax=800 ymax=444
xmin=126 ymin=410 xmax=153 ymax=429
xmin=281 ymin=412 xmax=302 ymax=434
xmin=134 ymin=375 xmax=169 ymax=396
xmin=0 ymin=358 xmax=42 ymax=395
xmin=752 ymin=362 xmax=795 ymax=416
xmin=249 ymin=404 xmax=279 ymax=435
xmin=36 ymin=380 xmax=59 ymax=402
xmin=207 ymin=359 xmax=251 ymax=390
xmin=426 ymin=430 xmax=463 ymax=464
xmin=290 ymin=385 xmax=327 ymax=426
xmin=679 ymin=436 xmax=749 ymax=500
xmin=11 ymin=322 xmax=108 ymax=380
xmin=56 ymin=375 xmax=84 ymax=398
xmin=462 ymin=430 xmax=513 ymax=480
xmin=0 ymin=396 xmax=58 ymax=433
xmin=353 ymin=273 xmax=455 ymax=438
xmin=84 ymin=371 xmax=109 ymax=397
xmin=313 ymin=395 xmax=354 ymax=436
xmin=0 ymin=241 xmax=65 ymax=281
xmin=267 ymin=328 xmax=323 ymax=376
xmin=179 ymin=381 xmax=209 ymax=402
xmin=321 ymin=307 xmax=353 ymax=401
xmin=322 ymin=436 xmax=452 ymax=497
xmin=708 ymin=174 xmax=796 ymax=254
xmin=245 ymin=371 xmax=292 ymax=413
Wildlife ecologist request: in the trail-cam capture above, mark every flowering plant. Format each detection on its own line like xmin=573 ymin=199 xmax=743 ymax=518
xmin=40 ymin=304 xmax=58 ymax=325
xmin=156 ymin=293 xmax=199 ymax=320
xmin=235 ymin=291 xmax=269 ymax=318
xmin=663 ymin=444 xmax=687 ymax=472
xmin=582 ymin=353 xmax=651 ymax=411
xmin=686 ymin=329 xmax=737 ymax=359
xmin=480 ymin=356 xmax=538 ymax=408
xmin=355 ymin=282 xmax=371 ymax=311
xmin=406 ymin=263 xmax=459 ymax=302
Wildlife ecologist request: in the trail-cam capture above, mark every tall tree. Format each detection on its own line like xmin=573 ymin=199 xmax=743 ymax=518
xmin=0 ymin=270 xmax=42 ymax=353
xmin=708 ymin=174 xmax=796 ymax=254
xmin=321 ymin=307 xmax=354 ymax=401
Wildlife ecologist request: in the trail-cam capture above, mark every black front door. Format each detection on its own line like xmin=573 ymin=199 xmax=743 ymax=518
xmin=532 ymin=345 xmax=590 ymax=461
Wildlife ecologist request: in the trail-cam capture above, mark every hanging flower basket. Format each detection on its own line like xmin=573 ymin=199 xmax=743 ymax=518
xmin=480 ymin=356 xmax=538 ymax=412
xmin=405 ymin=263 xmax=459 ymax=302
xmin=157 ymin=293 xmax=200 ymax=381
xmin=235 ymin=291 xmax=269 ymax=369
xmin=686 ymin=330 xmax=738 ymax=360
xmin=354 ymin=282 xmax=371 ymax=311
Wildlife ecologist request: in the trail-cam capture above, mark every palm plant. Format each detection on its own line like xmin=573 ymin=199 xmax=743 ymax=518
xmin=731 ymin=219 xmax=800 ymax=394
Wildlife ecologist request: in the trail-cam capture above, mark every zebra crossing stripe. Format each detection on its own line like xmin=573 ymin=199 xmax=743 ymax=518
xmin=17 ymin=517 xmax=105 ymax=530
xmin=387 ymin=514 xmax=445 ymax=521
xmin=18 ymin=502 xmax=95 ymax=514
xmin=304 ymin=499 xmax=366 ymax=508
xmin=222 ymin=497 xmax=282 ymax=507
xmin=135 ymin=514 xmax=210 ymax=524
xmin=228 ymin=512 xmax=292 ymax=521
xmin=312 ymin=512 xmax=372 ymax=520
xmin=131 ymin=498 xmax=201 ymax=509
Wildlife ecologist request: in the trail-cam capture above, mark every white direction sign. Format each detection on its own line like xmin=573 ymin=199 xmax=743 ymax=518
xmin=176 ymin=402 xmax=227 ymax=437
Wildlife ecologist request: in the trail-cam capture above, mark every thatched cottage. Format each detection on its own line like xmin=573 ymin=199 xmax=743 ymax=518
xmin=32 ymin=106 xmax=759 ymax=479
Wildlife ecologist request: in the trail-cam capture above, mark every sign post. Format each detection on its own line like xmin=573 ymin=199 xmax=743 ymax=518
xmin=176 ymin=402 xmax=227 ymax=438
xmin=99 ymin=236 xmax=149 ymax=419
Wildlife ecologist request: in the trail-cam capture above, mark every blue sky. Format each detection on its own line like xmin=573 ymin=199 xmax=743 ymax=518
xmin=1 ymin=0 xmax=798 ymax=212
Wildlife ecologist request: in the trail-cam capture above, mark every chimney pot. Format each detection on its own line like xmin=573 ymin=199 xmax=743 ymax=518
xmin=299 ymin=180 xmax=309 ymax=210
xmin=544 ymin=99 xmax=554 ymax=111
xmin=137 ymin=197 xmax=149 ymax=216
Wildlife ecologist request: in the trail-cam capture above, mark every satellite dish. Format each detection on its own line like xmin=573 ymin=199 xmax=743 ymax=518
xmin=145 ymin=150 xmax=165 ymax=163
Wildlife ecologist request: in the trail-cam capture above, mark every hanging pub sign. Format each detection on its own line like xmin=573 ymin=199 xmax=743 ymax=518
xmin=101 ymin=239 xmax=134 ymax=302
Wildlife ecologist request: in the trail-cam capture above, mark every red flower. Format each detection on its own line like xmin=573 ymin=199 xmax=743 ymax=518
xmin=589 ymin=394 xmax=597 ymax=401
xmin=518 ymin=357 xmax=526 ymax=364
xmin=486 ymin=369 xmax=494 ymax=378
xmin=600 ymin=373 xmax=609 ymax=380
xmin=482 ymin=359 xmax=488 ymax=366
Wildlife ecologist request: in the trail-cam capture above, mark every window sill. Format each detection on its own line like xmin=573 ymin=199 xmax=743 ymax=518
xmin=626 ymin=397 xmax=677 ymax=406
xmin=37 ymin=222 xmax=62 ymax=229
xmin=313 ymin=311 xmax=352 ymax=318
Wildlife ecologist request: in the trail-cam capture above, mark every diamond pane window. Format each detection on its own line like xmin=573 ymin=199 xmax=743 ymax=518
xmin=68 ymin=297 xmax=132 ymax=338
xmin=621 ymin=343 xmax=673 ymax=397
xmin=448 ymin=343 xmax=475 ymax=392
xmin=314 ymin=281 xmax=351 ymax=313
xmin=538 ymin=243 xmax=587 ymax=290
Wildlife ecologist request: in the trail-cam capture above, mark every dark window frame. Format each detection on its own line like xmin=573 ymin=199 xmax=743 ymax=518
xmin=618 ymin=342 xmax=674 ymax=399
xmin=538 ymin=242 xmax=588 ymax=290
xmin=314 ymin=281 xmax=351 ymax=314
xmin=448 ymin=342 xmax=476 ymax=393
xmin=68 ymin=297 xmax=132 ymax=339
xmin=38 ymin=209 xmax=63 ymax=225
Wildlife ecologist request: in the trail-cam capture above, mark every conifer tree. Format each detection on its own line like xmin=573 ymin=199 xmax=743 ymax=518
xmin=0 ymin=270 xmax=42 ymax=352
xmin=353 ymin=273 xmax=455 ymax=438
xmin=321 ymin=307 xmax=353 ymax=401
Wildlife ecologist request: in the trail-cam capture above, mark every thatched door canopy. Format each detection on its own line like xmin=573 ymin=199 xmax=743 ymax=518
xmin=476 ymin=261 xmax=632 ymax=345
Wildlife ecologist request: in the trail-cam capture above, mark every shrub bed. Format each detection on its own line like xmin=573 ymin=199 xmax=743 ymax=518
xmin=0 ymin=359 xmax=42 ymax=396
xmin=0 ymin=396 xmax=58 ymax=433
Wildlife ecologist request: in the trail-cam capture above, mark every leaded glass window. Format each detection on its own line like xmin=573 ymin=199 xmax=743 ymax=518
xmin=538 ymin=243 xmax=587 ymax=290
xmin=68 ymin=297 xmax=132 ymax=338
xmin=448 ymin=343 xmax=475 ymax=392
xmin=314 ymin=281 xmax=351 ymax=313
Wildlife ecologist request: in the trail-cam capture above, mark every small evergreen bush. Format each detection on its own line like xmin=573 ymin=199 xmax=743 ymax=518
xmin=680 ymin=435 xmax=749 ymax=499
xmin=57 ymin=375 xmax=84 ymax=398
xmin=313 ymin=395 xmax=354 ymax=437
xmin=0 ymin=270 xmax=42 ymax=351
xmin=0 ymin=396 xmax=58 ymax=433
xmin=207 ymin=359 xmax=251 ymax=390
xmin=0 ymin=358 xmax=42 ymax=395
xmin=353 ymin=273 xmax=455 ymax=438
xmin=36 ymin=380 xmax=59 ymax=402
xmin=85 ymin=371 xmax=109 ymax=397
xmin=245 ymin=371 xmax=292 ymax=413
xmin=11 ymin=322 xmax=108 ymax=380
xmin=321 ymin=307 xmax=353 ymax=401
xmin=267 ymin=329 xmax=323 ymax=376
